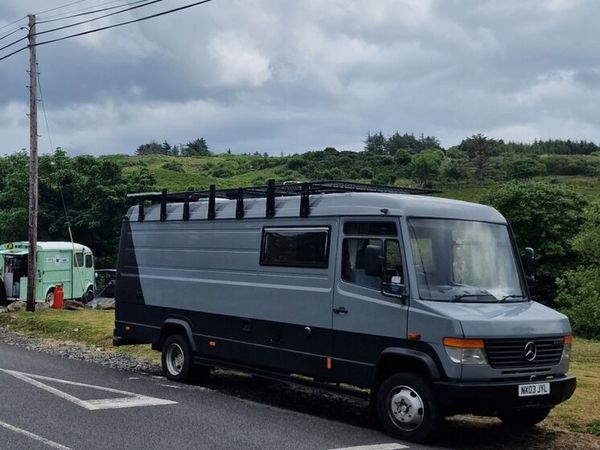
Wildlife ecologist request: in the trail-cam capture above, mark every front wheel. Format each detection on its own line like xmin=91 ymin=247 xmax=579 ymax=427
xmin=499 ymin=407 xmax=551 ymax=429
xmin=376 ymin=372 xmax=441 ymax=443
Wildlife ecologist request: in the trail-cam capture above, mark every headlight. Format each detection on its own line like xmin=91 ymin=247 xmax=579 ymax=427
xmin=443 ymin=337 xmax=488 ymax=365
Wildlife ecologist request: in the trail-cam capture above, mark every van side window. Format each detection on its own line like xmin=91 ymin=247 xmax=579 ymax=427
xmin=74 ymin=253 xmax=84 ymax=267
xmin=341 ymin=238 xmax=382 ymax=290
xmin=344 ymin=221 xmax=397 ymax=236
xmin=261 ymin=227 xmax=330 ymax=268
xmin=85 ymin=254 xmax=93 ymax=268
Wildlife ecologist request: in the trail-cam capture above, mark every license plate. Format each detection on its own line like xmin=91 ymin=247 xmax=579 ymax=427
xmin=518 ymin=382 xmax=550 ymax=397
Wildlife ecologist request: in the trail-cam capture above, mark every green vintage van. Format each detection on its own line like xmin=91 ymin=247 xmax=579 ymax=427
xmin=0 ymin=241 xmax=95 ymax=306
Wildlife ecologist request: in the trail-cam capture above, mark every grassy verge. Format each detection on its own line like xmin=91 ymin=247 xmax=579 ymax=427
xmin=1 ymin=309 xmax=599 ymax=441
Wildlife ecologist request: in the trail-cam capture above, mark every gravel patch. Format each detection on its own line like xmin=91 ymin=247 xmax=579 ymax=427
xmin=0 ymin=327 xmax=161 ymax=375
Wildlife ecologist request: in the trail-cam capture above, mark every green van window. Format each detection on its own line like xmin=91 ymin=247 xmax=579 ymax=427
xmin=74 ymin=253 xmax=84 ymax=267
xmin=85 ymin=254 xmax=93 ymax=268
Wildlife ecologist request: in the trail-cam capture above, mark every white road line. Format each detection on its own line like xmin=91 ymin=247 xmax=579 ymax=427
xmin=328 ymin=444 xmax=409 ymax=450
xmin=0 ymin=369 xmax=177 ymax=410
xmin=0 ymin=420 xmax=72 ymax=450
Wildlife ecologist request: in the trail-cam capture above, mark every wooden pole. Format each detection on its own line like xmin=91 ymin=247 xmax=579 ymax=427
xmin=26 ymin=14 xmax=37 ymax=312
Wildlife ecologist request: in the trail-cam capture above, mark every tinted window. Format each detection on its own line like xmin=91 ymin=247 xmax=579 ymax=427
xmin=261 ymin=227 xmax=329 ymax=268
xmin=341 ymin=238 xmax=382 ymax=290
xmin=344 ymin=221 xmax=397 ymax=236
xmin=85 ymin=254 xmax=93 ymax=268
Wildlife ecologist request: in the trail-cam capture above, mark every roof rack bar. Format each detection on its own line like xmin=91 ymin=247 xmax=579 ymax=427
xmin=183 ymin=192 xmax=190 ymax=221
xmin=160 ymin=189 xmax=167 ymax=222
xmin=266 ymin=179 xmax=275 ymax=218
xmin=300 ymin=182 xmax=310 ymax=218
xmin=137 ymin=202 xmax=145 ymax=222
xmin=127 ymin=180 xmax=440 ymax=210
xmin=208 ymin=185 xmax=216 ymax=220
xmin=236 ymin=188 xmax=244 ymax=220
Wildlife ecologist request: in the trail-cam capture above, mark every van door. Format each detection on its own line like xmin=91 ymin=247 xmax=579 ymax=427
xmin=332 ymin=218 xmax=409 ymax=387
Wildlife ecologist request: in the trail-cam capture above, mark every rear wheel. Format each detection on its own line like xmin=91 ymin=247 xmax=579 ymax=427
xmin=376 ymin=372 xmax=441 ymax=443
xmin=45 ymin=290 xmax=54 ymax=307
xmin=499 ymin=407 xmax=551 ymax=429
xmin=161 ymin=334 xmax=211 ymax=383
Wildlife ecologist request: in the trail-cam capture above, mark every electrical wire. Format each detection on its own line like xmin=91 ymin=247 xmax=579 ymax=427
xmin=0 ymin=16 xmax=27 ymax=33
xmin=35 ymin=0 xmax=95 ymax=17
xmin=38 ymin=0 xmax=150 ymax=24
xmin=35 ymin=0 xmax=166 ymax=36
xmin=37 ymin=63 xmax=55 ymax=154
xmin=0 ymin=27 xmax=26 ymax=43
xmin=0 ymin=35 xmax=27 ymax=53
xmin=36 ymin=0 xmax=214 ymax=47
xmin=0 ymin=45 xmax=28 ymax=62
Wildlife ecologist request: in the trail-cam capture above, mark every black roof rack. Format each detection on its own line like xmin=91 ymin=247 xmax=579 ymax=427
xmin=127 ymin=180 xmax=439 ymax=222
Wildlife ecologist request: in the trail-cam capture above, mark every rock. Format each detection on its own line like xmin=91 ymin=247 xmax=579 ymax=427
xmin=7 ymin=301 xmax=27 ymax=312
xmin=36 ymin=302 xmax=51 ymax=310
xmin=0 ymin=306 xmax=7 ymax=313
xmin=63 ymin=300 xmax=85 ymax=310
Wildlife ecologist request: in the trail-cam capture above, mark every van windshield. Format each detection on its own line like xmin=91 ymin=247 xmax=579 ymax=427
xmin=407 ymin=218 xmax=526 ymax=303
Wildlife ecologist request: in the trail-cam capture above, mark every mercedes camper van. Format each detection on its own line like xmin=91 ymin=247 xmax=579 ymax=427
xmin=113 ymin=181 xmax=575 ymax=442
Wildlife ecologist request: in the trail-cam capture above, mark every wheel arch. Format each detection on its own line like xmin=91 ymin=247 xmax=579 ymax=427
xmin=372 ymin=347 xmax=443 ymax=393
xmin=158 ymin=318 xmax=197 ymax=352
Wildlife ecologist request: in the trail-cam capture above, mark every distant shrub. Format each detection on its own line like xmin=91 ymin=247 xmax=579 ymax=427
xmin=161 ymin=161 xmax=184 ymax=172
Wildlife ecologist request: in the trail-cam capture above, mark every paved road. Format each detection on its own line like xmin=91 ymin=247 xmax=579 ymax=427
xmin=0 ymin=342 xmax=435 ymax=450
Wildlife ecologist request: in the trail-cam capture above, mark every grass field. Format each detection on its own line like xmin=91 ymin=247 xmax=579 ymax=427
xmin=0 ymin=308 xmax=599 ymax=443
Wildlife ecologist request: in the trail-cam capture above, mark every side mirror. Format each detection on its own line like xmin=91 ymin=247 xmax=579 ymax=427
xmin=524 ymin=247 xmax=536 ymax=277
xmin=364 ymin=245 xmax=383 ymax=276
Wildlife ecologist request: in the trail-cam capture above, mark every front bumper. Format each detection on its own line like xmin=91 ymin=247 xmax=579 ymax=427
xmin=434 ymin=375 xmax=576 ymax=415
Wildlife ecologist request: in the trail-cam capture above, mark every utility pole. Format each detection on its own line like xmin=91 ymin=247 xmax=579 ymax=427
xmin=26 ymin=14 xmax=37 ymax=313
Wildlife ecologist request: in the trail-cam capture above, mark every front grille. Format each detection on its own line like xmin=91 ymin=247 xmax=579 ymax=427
xmin=485 ymin=337 xmax=564 ymax=368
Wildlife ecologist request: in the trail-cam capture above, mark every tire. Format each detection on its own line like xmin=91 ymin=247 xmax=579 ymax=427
xmin=82 ymin=289 xmax=94 ymax=304
xmin=0 ymin=282 xmax=8 ymax=306
xmin=376 ymin=372 xmax=441 ymax=443
xmin=162 ymin=334 xmax=192 ymax=382
xmin=499 ymin=407 xmax=551 ymax=429
xmin=45 ymin=290 xmax=54 ymax=307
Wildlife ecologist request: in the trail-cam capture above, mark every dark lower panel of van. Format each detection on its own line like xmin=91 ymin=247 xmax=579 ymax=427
xmin=115 ymin=302 xmax=443 ymax=388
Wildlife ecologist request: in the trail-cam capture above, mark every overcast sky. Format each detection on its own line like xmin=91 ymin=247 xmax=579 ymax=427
xmin=1 ymin=0 xmax=599 ymax=156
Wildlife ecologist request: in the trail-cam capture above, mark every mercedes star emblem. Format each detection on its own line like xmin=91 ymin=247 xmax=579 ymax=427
xmin=524 ymin=341 xmax=537 ymax=362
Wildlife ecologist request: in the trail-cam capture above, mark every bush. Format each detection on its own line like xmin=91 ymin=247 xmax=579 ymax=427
xmin=359 ymin=168 xmax=374 ymax=179
xmin=556 ymin=267 xmax=600 ymax=339
xmin=161 ymin=161 xmax=184 ymax=172
xmin=480 ymin=182 xmax=587 ymax=303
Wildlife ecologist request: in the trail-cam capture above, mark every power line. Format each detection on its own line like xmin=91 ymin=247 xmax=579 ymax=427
xmin=36 ymin=62 xmax=55 ymax=153
xmin=35 ymin=0 xmax=166 ymax=36
xmin=35 ymin=0 xmax=95 ymax=17
xmin=38 ymin=0 xmax=150 ymax=24
xmin=0 ymin=16 xmax=27 ymax=33
xmin=0 ymin=36 xmax=27 ymax=53
xmin=36 ymin=0 xmax=214 ymax=47
xmin=0 ymin=26 xmax=26 ymax=43
xmin=0 ymin=45 xmax=27 ymax=62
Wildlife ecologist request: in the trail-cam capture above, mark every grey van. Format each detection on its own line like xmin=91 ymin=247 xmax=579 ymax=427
xmin=113 ymin=181 xmax=575 ymax=443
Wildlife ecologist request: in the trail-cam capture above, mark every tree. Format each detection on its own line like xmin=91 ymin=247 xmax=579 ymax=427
xmin=459 ymin=133 xmax=501 ymax=181
xmin=480 ymin=182 xmax=587 ymax=303
xmin=555 ymin=202 xmax=600 ymax=338
xmin=182 ymin=138 xmax=211 ymax=157
xmin=135 ymin=141 xmax=163 ymax=155
xmin=364 ymin=132 xmax=386 ymax=154
xmin=409 ymin=149 xmax=444 ymax=186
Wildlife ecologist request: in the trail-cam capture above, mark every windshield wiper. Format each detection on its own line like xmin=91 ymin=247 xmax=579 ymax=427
xmin=451 ymin=294 xmax=497 ymax=303
xmin=498 ymin=295 xmax=526 ymax=303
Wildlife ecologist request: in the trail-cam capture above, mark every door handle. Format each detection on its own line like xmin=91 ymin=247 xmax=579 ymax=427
xmin=333 ymin=306 xmax=348 ymax=315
